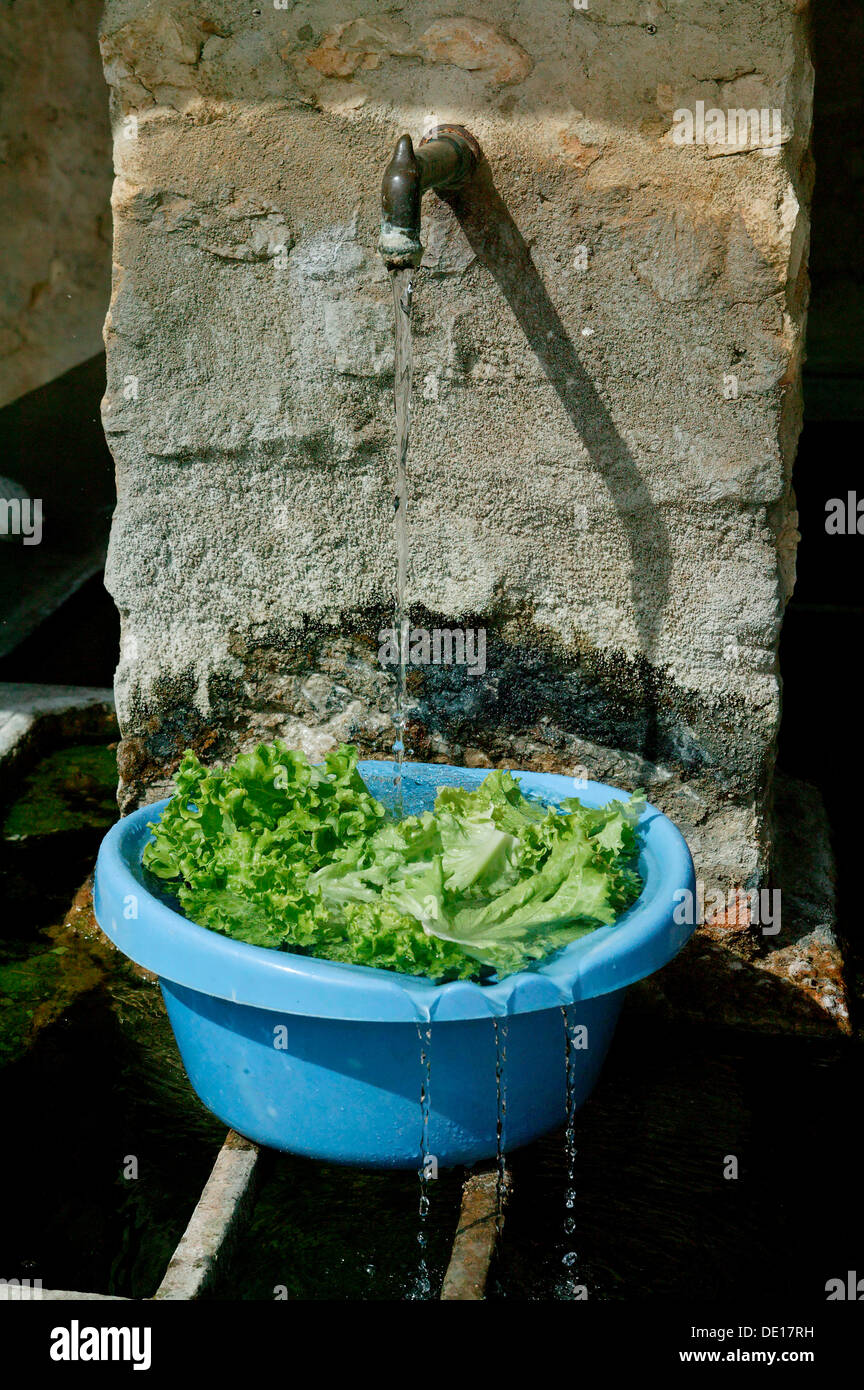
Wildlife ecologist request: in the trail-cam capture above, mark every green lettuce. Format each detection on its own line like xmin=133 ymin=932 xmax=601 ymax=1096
xmin=143 ymin=743 xmax=644 ymax=982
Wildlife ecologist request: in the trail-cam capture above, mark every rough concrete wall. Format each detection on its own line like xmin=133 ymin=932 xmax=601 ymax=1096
xmin=0 ymin=0 xmax=112 ymax=409
xmin=100 ymin=0 xmax=812 ymax=892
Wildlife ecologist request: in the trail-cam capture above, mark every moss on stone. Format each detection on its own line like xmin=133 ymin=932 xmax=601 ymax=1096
xmin=3 ymin=744 xmax=118 ymax=840
xmin=0 ymin=947 xmax=64 ymax=1067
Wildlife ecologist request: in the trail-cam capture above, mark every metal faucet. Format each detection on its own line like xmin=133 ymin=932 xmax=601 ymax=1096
xmin=378 ymin=125 xmax=481 ymax=268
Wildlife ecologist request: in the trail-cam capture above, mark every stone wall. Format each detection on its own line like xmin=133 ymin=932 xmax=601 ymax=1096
xmin=0 ymin=0 xmax=112 ymax=409
xmin=99 ymin=0 xmax=813 ymax=895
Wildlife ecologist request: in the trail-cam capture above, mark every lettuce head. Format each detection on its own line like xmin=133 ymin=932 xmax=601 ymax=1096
xmin=142 ymin=744 xmax=644 ymax=983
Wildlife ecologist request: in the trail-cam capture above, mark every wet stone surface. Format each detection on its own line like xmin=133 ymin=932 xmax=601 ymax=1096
xmin=0 ymin=683 xmax=118 ymax=940
xmin=488 ymin=1012 xmax=862 ymax=1302
xmin=0 ymin=876 xmax=859 ymax=1299
xmin=0 ymin=967 xmax=224 ymax=1298
xmin=0 ymin=695 xmax=856 ymax=1298
xmin=3 ymin=744 xmax=118 ymax=841
xmin=0 ymin=732 xmax=121 ymax=1069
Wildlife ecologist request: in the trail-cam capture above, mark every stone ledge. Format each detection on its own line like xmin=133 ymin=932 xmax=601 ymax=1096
xmin=0 ymin=683 xmax=117 ymax=805
xmin=0 ymin=1288 xmax=130 ymax=1301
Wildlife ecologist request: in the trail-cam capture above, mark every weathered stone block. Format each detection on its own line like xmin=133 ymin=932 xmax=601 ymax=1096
xmin=99 ymin=0 xmax=813 ymax=902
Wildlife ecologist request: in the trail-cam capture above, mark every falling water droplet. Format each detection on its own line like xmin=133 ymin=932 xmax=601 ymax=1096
xmin=559 ymin=1005 xmax=581 ymax=1298
xmin=409 ymin=1021 xmax=433 ymax=1299
xmin=493 ymin=1016 xmax=509 ymax=1236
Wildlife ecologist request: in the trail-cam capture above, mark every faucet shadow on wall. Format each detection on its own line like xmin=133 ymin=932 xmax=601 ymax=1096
xmin=442 ymin=158 xmax=671 ymax=761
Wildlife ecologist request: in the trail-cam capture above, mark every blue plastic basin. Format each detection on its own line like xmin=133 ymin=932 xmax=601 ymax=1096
xmin=93 ymin=762 xmax=695 ymax=1169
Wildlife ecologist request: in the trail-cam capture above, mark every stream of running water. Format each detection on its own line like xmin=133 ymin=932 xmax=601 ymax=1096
xmin=389 ymin=266 xmax=415 ymax=821
xmin=410 ymin=1020 xmax=433 ymax=1299
xmin=390 ymin=266 xmax=516 ymax=1292
xmin=493 ymin=1016 xmax=509 ymax=1233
